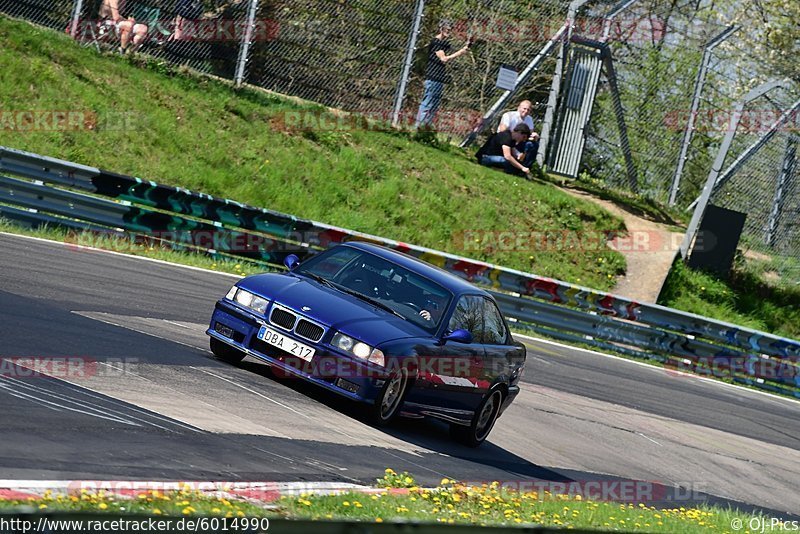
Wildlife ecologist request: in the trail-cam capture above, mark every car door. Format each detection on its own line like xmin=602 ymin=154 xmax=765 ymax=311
xmin=480 ymin=297 xmax=525 ymax=387
xmin=406 ymin=294 xmax=488 ymax=414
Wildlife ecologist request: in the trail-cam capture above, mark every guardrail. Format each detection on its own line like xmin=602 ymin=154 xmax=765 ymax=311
xmin=1 ymin=146 xmax=798 ymax=398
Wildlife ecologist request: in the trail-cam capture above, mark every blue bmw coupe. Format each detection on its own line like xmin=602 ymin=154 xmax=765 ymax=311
xmin=207 ymin=242 xmax=526 ymax=446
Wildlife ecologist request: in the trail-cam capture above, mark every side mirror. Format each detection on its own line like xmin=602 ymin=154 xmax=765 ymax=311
xmin=284 ymin=254 xmax=300 ymax=271
xmin=443 ymin=329 xmax=473 ymax=344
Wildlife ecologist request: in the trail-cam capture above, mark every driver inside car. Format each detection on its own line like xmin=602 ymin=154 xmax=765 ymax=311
xmin=418 ymin=296 xmax=445 ymax=323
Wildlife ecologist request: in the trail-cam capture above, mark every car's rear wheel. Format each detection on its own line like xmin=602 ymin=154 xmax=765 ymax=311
xmin=210 ymin=337 xmax=246 ymax=364
xmin=369 ymin=369 xmax=409 ymax=426
xmin=450 ymin=389 xmax=504 ymax=447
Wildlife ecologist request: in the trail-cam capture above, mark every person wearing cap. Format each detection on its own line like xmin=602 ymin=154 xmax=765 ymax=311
xmin=498 ymin=100 xmax=540 ymax=170
xmin=415 ymin=19 xmax=472 ymax=128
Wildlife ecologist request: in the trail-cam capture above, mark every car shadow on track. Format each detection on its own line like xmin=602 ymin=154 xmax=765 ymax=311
xmin=225 ymin=355 xmax=800 ymax=521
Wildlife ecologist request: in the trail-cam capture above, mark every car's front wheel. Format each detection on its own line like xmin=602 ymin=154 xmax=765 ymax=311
xmin=210 ymin=337 xmax=246 ymax=364
xmin=450 ymin=389 xmax=504 ymax=447
xmin=369 ymin=369 xmax=410 ymax=426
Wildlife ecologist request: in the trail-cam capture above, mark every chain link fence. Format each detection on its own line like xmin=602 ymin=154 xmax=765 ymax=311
xmin=580 ymin=0 xmax=729 ymax=201
xmin=706 ymin=87 xmax=800 ymax=285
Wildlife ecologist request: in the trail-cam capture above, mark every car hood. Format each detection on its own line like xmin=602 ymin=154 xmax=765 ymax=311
xmin=239 ymin=273 xmax=432 ymax=345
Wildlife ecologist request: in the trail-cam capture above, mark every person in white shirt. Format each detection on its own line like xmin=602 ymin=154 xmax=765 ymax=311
xmin=497 ymin=100 xmax=540 ymax=169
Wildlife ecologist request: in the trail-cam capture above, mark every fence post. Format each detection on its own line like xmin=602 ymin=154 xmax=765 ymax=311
xmin=392 ymin=0 xmax=425 ymax=127
xmin=538 ymin=0 xmax=589 ymax=167
xmin=765 ymin=134 xmax=798 ymax=248
xmin=668 ymin=25 xmax=738 ymax=207
xmin=679 ymin=79 xmax=784 ymax=259
xmin=234 ymin=0 xmax=259 ymax=87
xmin=69 ymin=0 xmax=85 ymax=38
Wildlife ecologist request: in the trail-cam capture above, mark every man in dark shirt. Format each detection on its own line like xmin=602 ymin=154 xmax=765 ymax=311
xmin=475 ymin=123 xmax=533 ymax=177
xmin=415 ymin=19 xmax=471 ymax=128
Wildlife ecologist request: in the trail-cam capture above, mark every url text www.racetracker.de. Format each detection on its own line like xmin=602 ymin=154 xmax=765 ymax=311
xmin=0 ymin=516 xmax=270 ymax=533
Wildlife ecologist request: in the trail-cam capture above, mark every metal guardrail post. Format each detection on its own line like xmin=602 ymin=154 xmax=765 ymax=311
xmin=679 ymin=80 xmax=785 ymax=259
xmin=668 ymin=25 xmax=738 ymax=206
xmin=391 ymin=0 xmax=425 ymax=128
xmin=234 ymin=0 xmax=259 ymax=87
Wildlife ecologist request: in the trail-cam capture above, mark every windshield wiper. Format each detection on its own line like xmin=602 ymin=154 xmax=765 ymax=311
xmin=301 ymin=272 xmax=406 ymax=321
xmin=301 ymin=271 xmax=338 ymax=290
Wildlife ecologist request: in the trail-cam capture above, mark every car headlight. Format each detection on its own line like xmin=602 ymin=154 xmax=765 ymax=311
xmin=230 ymin=288 xmax=268 ymax=315
xmin=332 ymin=332 xmax=385 ymax=366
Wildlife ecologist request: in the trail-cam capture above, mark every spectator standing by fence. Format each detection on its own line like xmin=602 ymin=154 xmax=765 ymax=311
xmin=415 ymin=19 xmax=471 ymax=129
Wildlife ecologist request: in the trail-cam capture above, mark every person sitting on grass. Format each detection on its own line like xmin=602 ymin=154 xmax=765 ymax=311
xmin=99 ymin=0 xmax=151 ymax=54
xmin=475 ymin=123 xmax=534 ymax=178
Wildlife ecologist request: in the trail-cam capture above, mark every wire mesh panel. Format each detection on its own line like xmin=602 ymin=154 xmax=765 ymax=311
xmin=399 ymin=0 xmax=568 ymax=137
xmin=581 ymin=0 xmax=730 ymax=201
xmin=707 ymin=87 xmax=800 ymax=284
xmin=0 ymin=0 xmax=74 ymax=31
xmin=243 ymin=0 xmax=416 ymax=114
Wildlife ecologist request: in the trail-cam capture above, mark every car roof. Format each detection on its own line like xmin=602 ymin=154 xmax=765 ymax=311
xmin=341 ymin=241 xmax=491 ymax=297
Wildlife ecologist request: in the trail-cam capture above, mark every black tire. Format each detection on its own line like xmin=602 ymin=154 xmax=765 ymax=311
xmin=369 ymin=369 xmax=410 ymax=426
xmin=450 ymin=389 xmax=504 ymax=447
xmin=210 ymin=337 xmax=246 ymax=364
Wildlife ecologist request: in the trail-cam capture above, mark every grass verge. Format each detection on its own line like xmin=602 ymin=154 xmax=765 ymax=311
xmin=658 ymin=257 xmax=800 ymax=340
xmin=0 ymin=15 xmax=626 ymax=291
xmin=0 ymin=474 xmax=771 ymax=533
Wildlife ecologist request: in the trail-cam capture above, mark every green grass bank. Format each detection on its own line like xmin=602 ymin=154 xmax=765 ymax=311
xmin=0 ymin=15 xmax=627 ymax=291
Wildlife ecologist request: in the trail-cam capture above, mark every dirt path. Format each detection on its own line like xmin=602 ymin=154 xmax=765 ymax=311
xmin=564 ymin=190 xmax=684 ymax=303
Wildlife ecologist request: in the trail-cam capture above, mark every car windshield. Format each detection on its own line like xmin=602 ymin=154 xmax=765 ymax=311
xmin=294 ymin=247 xmax=453 ymax=333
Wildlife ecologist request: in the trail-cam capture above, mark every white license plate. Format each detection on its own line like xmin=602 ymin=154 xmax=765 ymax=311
xmin=257 ymin=326 xmax=316 ymax=361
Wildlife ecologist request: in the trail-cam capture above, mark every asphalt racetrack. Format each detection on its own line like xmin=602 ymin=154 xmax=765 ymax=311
xmin=1 ymin=232 xmax=798 ymax=518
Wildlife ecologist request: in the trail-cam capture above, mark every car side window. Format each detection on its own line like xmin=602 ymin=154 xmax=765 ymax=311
xmin=447 ymin=295 xmax=484 ymax=341
xmin=482 ymin=298 xmax=507 ymax=345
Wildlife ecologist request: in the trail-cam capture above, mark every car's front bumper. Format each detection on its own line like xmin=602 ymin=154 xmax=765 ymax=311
xmin=207 ymin=300 xmax=388 ymax=404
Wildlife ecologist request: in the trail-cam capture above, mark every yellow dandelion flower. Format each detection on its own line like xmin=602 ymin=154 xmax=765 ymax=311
xmin=342 ymin=501 xmax=350 ymax=507
xmin=440 ymin=478 xmax=451 ymax=485
xmin=375 ymin=518 xmax=383 ymax=523
xmin=153 ymin=509 xmax=162 ymax=515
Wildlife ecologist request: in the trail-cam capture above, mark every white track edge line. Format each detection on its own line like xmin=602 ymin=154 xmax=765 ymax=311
xmin=0 ymin=231 xmax=242 ymax=279
xmin=514 ymin=332 xmax=800 ymax=407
